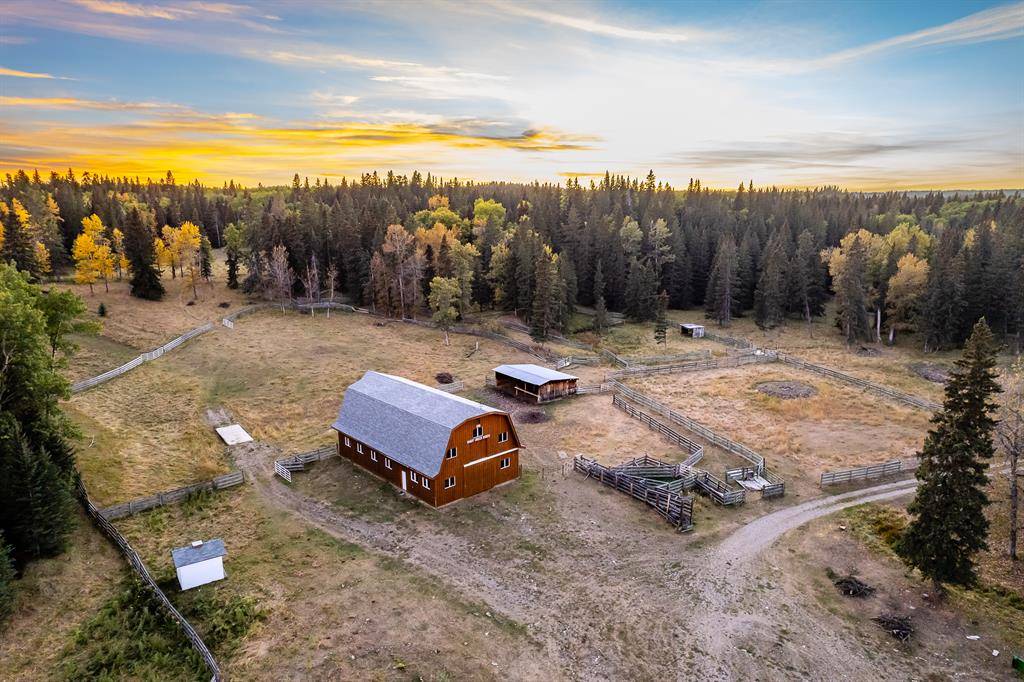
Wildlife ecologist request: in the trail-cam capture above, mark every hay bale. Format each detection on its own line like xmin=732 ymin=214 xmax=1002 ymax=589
xmin=756 ymin=381 xmax=817 ymax=399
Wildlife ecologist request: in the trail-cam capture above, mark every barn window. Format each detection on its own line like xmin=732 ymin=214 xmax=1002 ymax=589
xmin=498 ymin=431 xmax=508 ymax=443
xmin=370 ymin=451 xmax=378 ymax=462
xmin=422 ymin=478 xmax=430 ymax=489
xmin=447 ymin=447 xmax=457 ymax=459
xmin=500 ymin=457 xmax=511 ymax=469
xmin=444 ymin=476 xmax=456 ymax=489
xmin=410 ymin=471 xmax=419 ymax=483
xmin=356 ymin=443 xmax=363 ymax=454
xmin=344 ymin=436 xmax=350 ymax=447
xmin=473 ymin=423 xmax=483 ymax=438
xmin=384 ymin=458 xmax=392 ymax=469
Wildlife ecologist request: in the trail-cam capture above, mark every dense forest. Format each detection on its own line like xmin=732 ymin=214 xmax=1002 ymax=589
xmin=1 ymin=168 xmax=1022 ymax=349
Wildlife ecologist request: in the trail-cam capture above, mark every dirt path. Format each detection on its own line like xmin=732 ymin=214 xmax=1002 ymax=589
xmin=234 ymin=436 xmax=973 ymax=679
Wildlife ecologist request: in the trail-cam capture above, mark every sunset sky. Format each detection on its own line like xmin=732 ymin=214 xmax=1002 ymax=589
xmin=1 ymin=0 xmax=1022 ymax=189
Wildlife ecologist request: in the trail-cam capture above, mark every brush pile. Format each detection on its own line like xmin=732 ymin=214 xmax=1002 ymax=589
xmin=834 ymin=575 xmax=875 ymax=597
xmin=872 ymin=613 xmax=913 ymax=642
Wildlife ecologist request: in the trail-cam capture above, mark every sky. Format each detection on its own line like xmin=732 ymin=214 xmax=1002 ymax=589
xmin=1 ymin=0 xmax=1022 ymax=190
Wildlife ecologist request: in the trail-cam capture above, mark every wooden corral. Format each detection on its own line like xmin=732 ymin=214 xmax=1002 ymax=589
xmin=492 ymin=364 xmax=578 ymax=403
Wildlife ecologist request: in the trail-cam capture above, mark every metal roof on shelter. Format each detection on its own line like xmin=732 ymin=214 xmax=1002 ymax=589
xmin=680 ymin=323 xmax=705 ymax=329
xmin=172 ymin=538 xmax=226 ymax=568
xmin=493 ymin=364 xmax=577 ymax=386
xmin=331 ymin=371 xmax=503 ymax=478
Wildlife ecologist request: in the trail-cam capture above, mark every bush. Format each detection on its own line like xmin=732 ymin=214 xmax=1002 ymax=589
xmin=97 ymin=302 xmax=107 ymax=317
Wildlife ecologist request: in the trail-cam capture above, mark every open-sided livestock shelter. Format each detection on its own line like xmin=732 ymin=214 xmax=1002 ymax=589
xmin=680 ymin=323 xmax=706 ymax=338
xmin=332 ymin=371 xmax=522 ymax=506
xmin=493 ymin=364 xmax=578 ymax=403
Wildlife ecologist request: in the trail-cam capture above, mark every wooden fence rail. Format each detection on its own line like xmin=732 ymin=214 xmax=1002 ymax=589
xmin=433 ymin=380 xmax=465 ymax=393
xmin=774 ymin=352 xmax=941 ymax=412
xmin=611 ymin=395 xmax=705 ymax=459
xmin=624 ymin=350 xmax=712 ymax=366
xmin=702 ymin=330 xmax=754 ymax=349
xmin=820 ymin=460 xmax=904 ymax=487
xmin=76 ymin=477 xmax=222 ymax=681
xmin=71 ymin=322 xmax=215 ymax=393
xmin=274 ymin=445 xmax=337 ymax=481
xmin=605 ymin=353 xmax=770 ymax=379
xmin=573 ymin=456 xmax=694 ymax=531
xmin=99 ymin=471 xmax=244 ymax=520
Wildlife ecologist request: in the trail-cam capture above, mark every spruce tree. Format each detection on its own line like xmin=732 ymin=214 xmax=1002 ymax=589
xmin=0 ymin=533 xmax=14 ymax=623
xmin=704 ymin=235 xmax=739 ymax=327
xmin=123 ymin=208 xmax=164 ymax=301
xmin=654 ymin=290 xmax=668 ymax=345
xmin=922 ymin=230 xmax=966 ymax=351
xmin=834 ymin=234 xmax=871 ymax=344
xmin=898 ymin=319 xmax=1001 ymax=589
xmin=753 ymin=230 xmax=788 ymax=329
xmin=593 ymin=259 xmax=608 ymax=334
xmin=790 ymin=229 xmax=826 ymax=326
xmin=530 ymin=250 xmax=554 ymax=343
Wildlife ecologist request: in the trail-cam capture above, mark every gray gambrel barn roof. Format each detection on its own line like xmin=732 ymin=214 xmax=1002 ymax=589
xmin=494 ymin=364 xmax=577 ymax=386
xmin=332 ymin=371 xmax=509 ymax=478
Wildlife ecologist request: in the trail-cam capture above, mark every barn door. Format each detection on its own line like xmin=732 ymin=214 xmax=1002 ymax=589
xmin=401 ymin=470 xmax=407 ymax=491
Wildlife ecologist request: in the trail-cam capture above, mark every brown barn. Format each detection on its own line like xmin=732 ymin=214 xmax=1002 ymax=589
xmin=331 ymin=371 xmax=522 ymax=507
xmin=493 ymin=364 xmax=578 ymax=403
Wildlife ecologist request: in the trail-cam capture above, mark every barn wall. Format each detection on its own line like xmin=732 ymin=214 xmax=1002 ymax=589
xmin=336 ymin=431 xmax=437 ymax=505
xmin=435 ymin=413 xmax=520 ymax=506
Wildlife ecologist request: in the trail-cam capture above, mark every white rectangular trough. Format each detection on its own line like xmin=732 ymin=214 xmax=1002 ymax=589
xmin=215 ymin=424 xmax=253 ymax=445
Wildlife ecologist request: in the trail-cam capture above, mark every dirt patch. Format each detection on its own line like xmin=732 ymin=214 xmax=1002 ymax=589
xmin=515 ymin=408 xmax=549 ymax=424
xmin=908 ymin=362 xmax=949 ymax=384
xmin=756 ymin=380 xmax=817 ymax=399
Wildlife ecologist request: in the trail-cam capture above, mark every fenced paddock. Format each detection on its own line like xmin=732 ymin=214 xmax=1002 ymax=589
xmin=76 ymin=477 xmax=222 ymax=681
xmin=702 ymin=330 xmax=754 ymax=350
xmin=99 ymin=471 xmax=244 ymax=520
xmin=71 ymin=322 xmax=215 ymax=393
xmin=605 ymin=353 xmax=770 ymax=379
xmin=773 ymin=352 xmax=941 ymax=412
xmin=819 ymin=460 xmax=905 ymax=487
xmin=574 ymin=455 xmax=694 ymax=531
xmin=609 ymin=380 xmax=785 ymax=499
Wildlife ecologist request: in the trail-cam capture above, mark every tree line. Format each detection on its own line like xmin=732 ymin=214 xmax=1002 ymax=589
xmin=1 ymin=168 xmax=1021 ymax=348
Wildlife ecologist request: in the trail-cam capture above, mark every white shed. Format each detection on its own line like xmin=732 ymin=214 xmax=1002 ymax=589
xmin=680 ymin=323 xmax=706 ymax=338
xmin=172 ymin=538 xmax=226 ymax=590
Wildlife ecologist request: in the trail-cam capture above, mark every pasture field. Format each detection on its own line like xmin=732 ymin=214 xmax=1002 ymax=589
xmin=10 ymin=275 xmax=1015 ymax=681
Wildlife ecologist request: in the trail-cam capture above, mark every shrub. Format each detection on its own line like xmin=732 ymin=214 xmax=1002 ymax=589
xmin=97 ymin=302 xmax=107 ymax=317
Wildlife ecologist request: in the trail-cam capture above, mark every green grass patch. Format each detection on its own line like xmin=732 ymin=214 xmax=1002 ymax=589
xmin=841 ymin=503 xmax=907 ymax=556
xmin=60 ymin=576 xmax=264 ymax=681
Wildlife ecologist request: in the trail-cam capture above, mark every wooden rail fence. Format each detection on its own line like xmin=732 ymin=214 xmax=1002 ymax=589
xmin=99 ymin=471 xmax=244 ymax=520
xmin=574 ymin=455 xmax=694 ymax=531
xmin=702 ymin=330 xmax=754 ymax=349
xmin=274 ymin=445 xmax=337 ymax=481
xmin=819 ymin=460 xmax=905 ymax=487
xmin=76 ymin=476 xmax=222 ymax=681
xmin=605 ymin=353 xmax=770 ymax=379
xmin=773 ymin=352 xmax=941 ymax=412
xmin=71 ymin=322 xmax=215 ymax=393
xmin=434 ymin=380 xmax=465 ymax=393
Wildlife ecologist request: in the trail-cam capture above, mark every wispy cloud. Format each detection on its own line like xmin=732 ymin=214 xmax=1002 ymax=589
xmin=484 ymin=1 xmax=723 ymax=43
xmin=69 ymin=0 xmax=189 ymax=20
xmin=0 ymin=66 xmax=68 ymax=79
xmin=0 ymin=95 xmax=188 ymax=111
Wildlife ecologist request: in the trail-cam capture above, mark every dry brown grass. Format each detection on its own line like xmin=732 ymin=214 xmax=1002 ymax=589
xmin=68 ymin=357 xmax=229 ymax=506
xmin=114 ymin=486 xmax=543 ymax=680
xmin=629 ymin=363 xmax=932 ymax=482
xmin=0 ymin=513 xmax=124 ymax=681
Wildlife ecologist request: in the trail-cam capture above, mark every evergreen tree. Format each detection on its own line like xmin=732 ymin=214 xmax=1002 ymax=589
xmin=790 ymin=229 xmax=826 ymax=328
xmin=530 ymin=250 xmax=555 ymax=343
xmin=736 ymin=229 xmax=760 ymax=311
xmin=654 ymin=290 xmax=668 ymax=345
xmin=199 ymin=235 xmax=213 ymax=281
xmin=593 ymin=259 xmax=608 ymax=334
xmin=123 ymin=208 xmax=164 ymax=301
xmin=1 ymin=199 xmax=38 ymax=276
xmin=0 ymin=533 xmax=14 ymax=623
xmin=922 ymin=230 xmax=966 ymax=351
xmin=0 ymin=420 xmax=74 ymax=566
xmin=224 ymin=222 xmax=243 ymax=289
xmin=704 ymin=235 xmax=739 ymax=327
xmin=898 ymin=319 xmax=1001 ymax=589
xmin=753 ymin=230 xmax=788 ymax=329
xmin=833 ymin=234 xmax=871 ymax=344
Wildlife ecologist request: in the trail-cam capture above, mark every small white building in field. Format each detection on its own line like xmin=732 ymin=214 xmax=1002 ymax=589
xmin=172 ymin=538 xmax=226 ymax=590
xmin=680 ymin=323 xmax=706 ymax=338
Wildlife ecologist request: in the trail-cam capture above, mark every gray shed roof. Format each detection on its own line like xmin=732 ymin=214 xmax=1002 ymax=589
xmin=680 ymin=323 xmax=705 ymax=329
xmin=332 ymin=371 xmax=502 ymax=477
xmin=494 ymin=364 xmax=577 ymax=386
xmin=172 ymin=538 xmax=226 ymax=568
